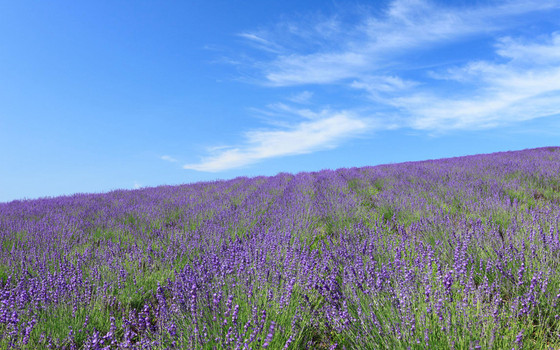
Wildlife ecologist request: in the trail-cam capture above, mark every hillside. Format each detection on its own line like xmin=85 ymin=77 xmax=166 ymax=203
xmin=1 ymin=147 xmax=560 ymax=349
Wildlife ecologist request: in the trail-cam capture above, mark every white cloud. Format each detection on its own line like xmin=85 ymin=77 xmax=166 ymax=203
xmin=496 ymin=34 xmax=560 ymax=64
xmin=266 ymin=52 xmax=369 ymax=86
xmin=287 ymin=90 xmax=314 ymax=104
xmin=238 ymin=32 xmax=285 ymax=54
xmin=184 ymin=0 xmax=560 ymax=172
xmin=244 ymin=1 xmax=560 ymax=131
xmin=183 ymin=111 xmax=369 ymax=172
xmin=160 ymin=155 xmax=178 ymax=162
xmin=133 ymin=182 xmax=142 ymax=189
xmin=383 ymin=33 xmax=560 ymax=130
xmin=266 ymin=103 xmax=327 ymax=120
xmin=351 ymin=75 xmax=419 ymax=102
xmin=255 ymin=0 xmax=559 ymax=86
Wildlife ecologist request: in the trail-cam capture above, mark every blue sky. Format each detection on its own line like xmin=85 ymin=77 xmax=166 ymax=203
xmin=1 ymin=0 xmax=559 ymax=202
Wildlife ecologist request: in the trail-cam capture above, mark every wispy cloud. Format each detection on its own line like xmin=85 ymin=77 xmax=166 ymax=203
xmin=287 ymin=90 xmax=314 ymax=104
xmin=238 ymin=32 xmax=285 ymax=54
xmin=185 ymin=0 xmax=560 ymax=172
xmin=256 ymin=0 xmax=559 ymax=86
xmin=244 ymin=0 xmax=560 ymax=131
xmin=183 ymin=111 xmax=369 ymax=172
xmin=160 ymin=155 xmax=178 ymax=163
xmin=382 ymin=33 xmax=560 ymax=130
xmin=351 ymin=75 xmax=419 ymax=101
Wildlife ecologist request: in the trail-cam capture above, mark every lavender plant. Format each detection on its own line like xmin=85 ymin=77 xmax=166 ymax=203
xmin=1 ymin=147 xmax=560 ymax=349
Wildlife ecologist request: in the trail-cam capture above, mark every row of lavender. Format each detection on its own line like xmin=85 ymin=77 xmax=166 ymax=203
xmin=1 ymin=147 xmax=560 ymax=349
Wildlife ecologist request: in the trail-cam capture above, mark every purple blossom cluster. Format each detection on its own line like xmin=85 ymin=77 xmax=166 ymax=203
xmin=1 ymin=147 xmax=560 ymax=349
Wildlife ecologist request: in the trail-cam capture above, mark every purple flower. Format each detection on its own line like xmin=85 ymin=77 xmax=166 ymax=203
xmin=262 ymin=321 xmax=275 ymax=348
xmin=515 ymin=330 xmax=523 ymax=348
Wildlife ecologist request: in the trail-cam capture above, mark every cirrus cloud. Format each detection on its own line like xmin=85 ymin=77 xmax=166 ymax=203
xmin=183 ymin=0 xmax=560 ymax=172
xmin=183 ymin=111 xmax=369 ymax=172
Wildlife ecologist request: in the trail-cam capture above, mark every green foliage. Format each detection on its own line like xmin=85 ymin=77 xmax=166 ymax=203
xmin=377 ymin=204 xmax=396 ymax=223
xmin=116 ymin=268 xmax=174 ymax=312
xmin=27 ymin=304 xmax=120 ymax=349
xmin=492 ymin=210 xmax=512 ymax=232
xmin=0 ymin=264 xmax=9 ymax=285
xmin=1 ymin=230 xmax=27 ymax=252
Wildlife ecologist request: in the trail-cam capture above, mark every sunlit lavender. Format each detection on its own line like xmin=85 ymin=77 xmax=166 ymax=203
xmin=1 ymin=147 xmax=560 ymax=349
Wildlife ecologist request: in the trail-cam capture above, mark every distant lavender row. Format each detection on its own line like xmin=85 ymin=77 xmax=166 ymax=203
xmin=1 ymin=147 xmax=560 ymax=349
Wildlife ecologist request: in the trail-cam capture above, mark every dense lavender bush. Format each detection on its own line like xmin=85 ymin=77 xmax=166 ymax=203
xmin=1 ymin=147 xmax=560 ymax=349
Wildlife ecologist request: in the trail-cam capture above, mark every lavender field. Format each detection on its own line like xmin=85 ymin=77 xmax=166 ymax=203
xmin=1 ymin=147 xmax=560 ymax=349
